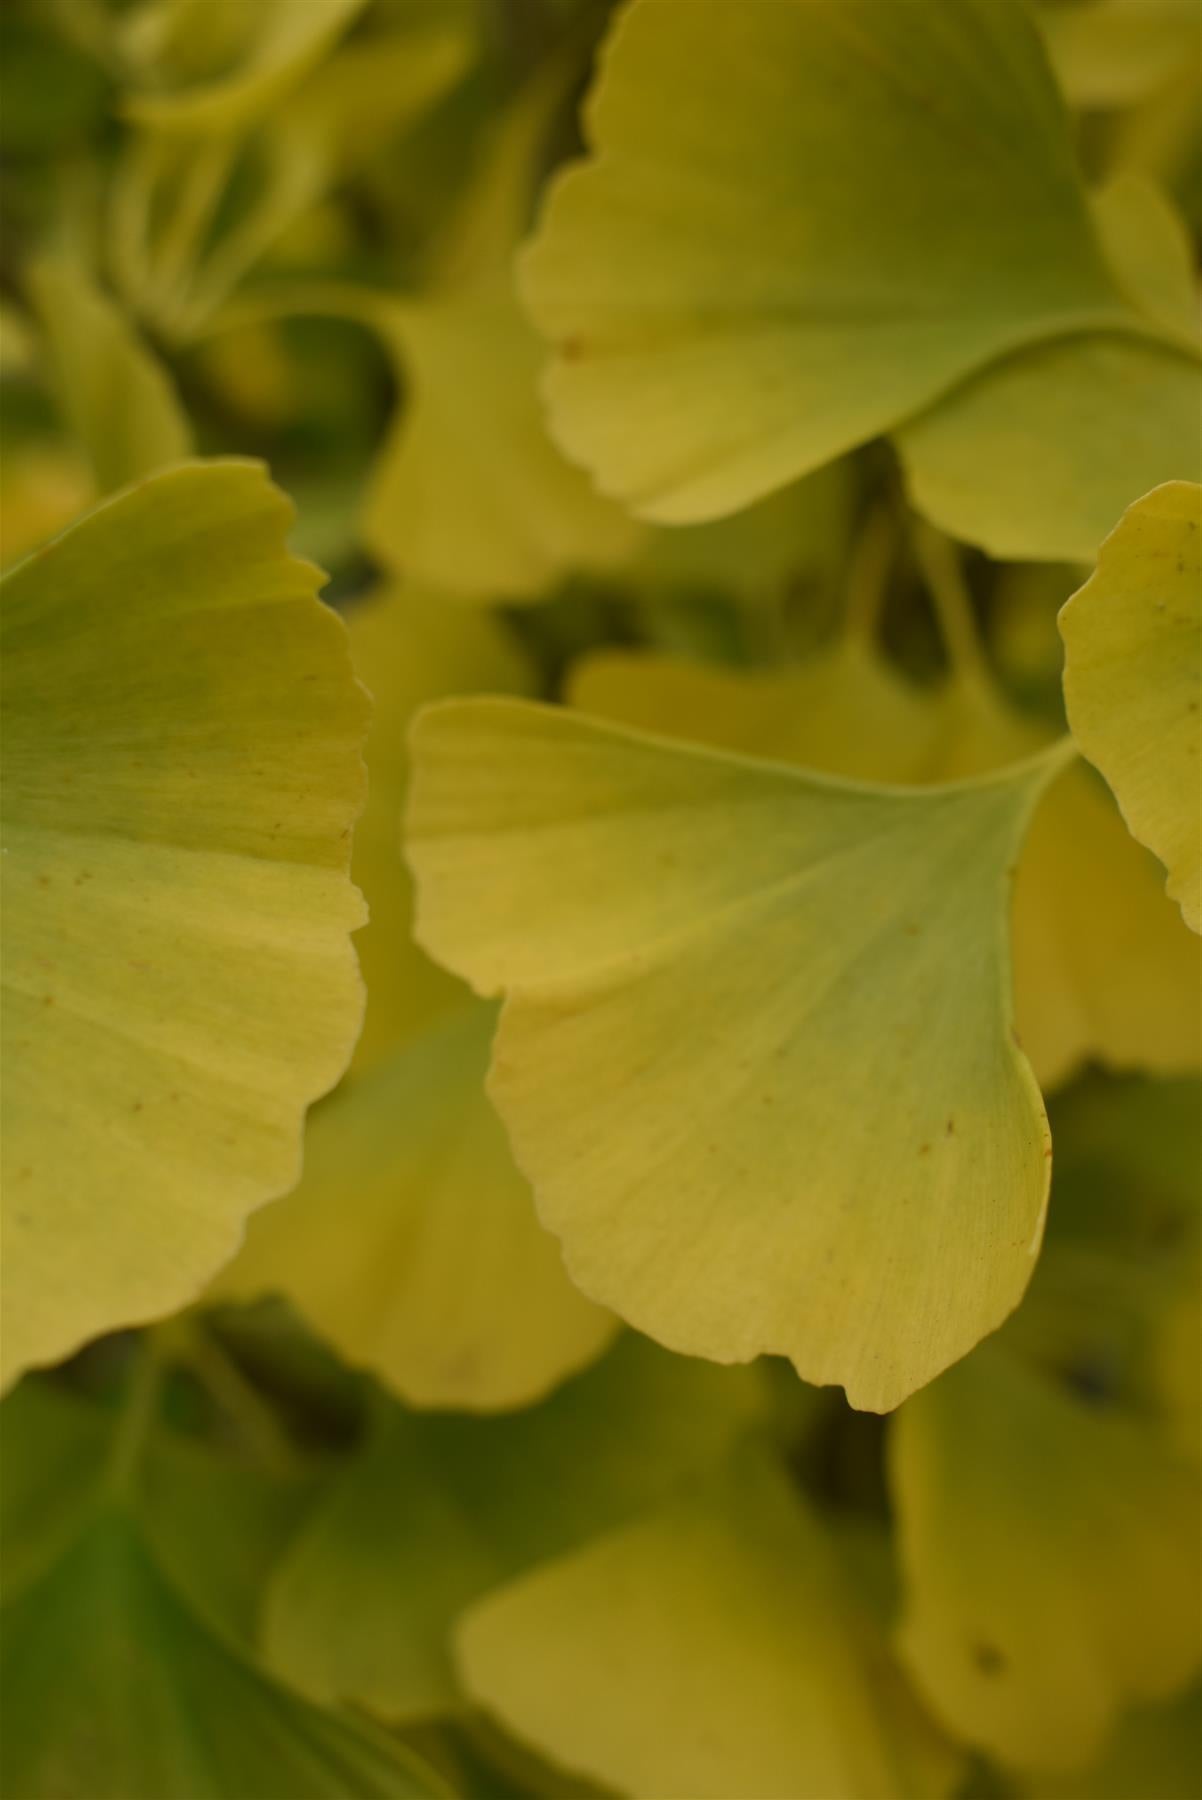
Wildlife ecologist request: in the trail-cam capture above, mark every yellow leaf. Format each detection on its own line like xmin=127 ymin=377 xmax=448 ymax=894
xmin=215 ymin=1003 xmax=614 ymax=1411
xmin=28 ymin=257 xmax=192 ymax=496
xmin=571 ymin=647 xmax=1202 ymax=1090
xmin=1 ymin=462 xmax=367 ymax=1385
xmin=407 ymin=697 xmax=1070 ymax=1410
xmin=1060 ymin=480 xmax=1202 ymax=930
xmin=122 ymin=0 xmax=369 ymax=136
xmin=457 ymin=1454 xmax=963 ymax=1800
xmin=891 ymin=1343 xmax=1202 ymax=1771
xmin=264 ymin=1333 xmax=765 ymax=1721
xmin=345 ymin=585 xmax=533 ymax=1077
xmin=363 ymin=284 xmax=639 ymax=601
xmin=521 ymin=0 xmax=1144 ymax=524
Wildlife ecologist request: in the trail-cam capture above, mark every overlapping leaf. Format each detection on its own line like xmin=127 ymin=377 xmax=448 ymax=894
xmin=1060 ymin=480 xmax=1202 ymax=930
xmin=521 ymin=0 xmax=1198 ymax=553
xmin=217 ymin=1003 xmax=614 ymax=1411
xmin=571 ymin=643 xmax=1202 ymax=1086
xmin=407 ymin=697 xmax=1071 ymax=1410
xmin=1 ymin=462 xmax=368 ymax=1384
xmin=0 ymin=1380 xmax=448 ymax=1800
xmin=890 ymin=1073 xmax=1202 ymax=1771
xmin=27 ymin=256 xmax=191 ymax=495
xmin=891 ymin=1342 xmax=1201 ymax=1771
xmin=456 ymin=1453 xmax=962 ymax=1800
xmin=263 ymin=1334 xmax=765 ymax=1720
xmin=212 ymin=583 xmax=610 ymax=1409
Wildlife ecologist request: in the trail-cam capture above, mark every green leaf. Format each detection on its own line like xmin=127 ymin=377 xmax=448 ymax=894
xmin=456 ymin=1453 xmax=963 ymax=1800
xmin=406 ymin=697 xmax=1071 ymax=1410
xmin=122 ymin=0 xmax=369 ymax=136
xmin=521 ymin=0 xmax=1163 ymax=527
xmin=570 ymin=644 xmax=1202 ymax=1089
xmin=215 ymin=1002 xmax=615 ymax=1411
xmin=264 ymin=1332 xmax=766 ymax=1721
xmin=890 ymin=1341 xmax=1202 ymax=1771
xmin=1036 ymin=0 xmax=1201 ymax=108
xmin=896 ymin=334 xmax=1200 ymax=563
xmin=29 ymin=256 xmax=192 ymax=496
xmin=1016 ymin=1686 xmax=1202 ymax=1799
xmin=0 ymin=1381 xmax=450 ymax=1800
xmin=1060 ymin=480 xmax=1202 ymax=930
xmin=0 ymin=461 xmax=368 ymax=1385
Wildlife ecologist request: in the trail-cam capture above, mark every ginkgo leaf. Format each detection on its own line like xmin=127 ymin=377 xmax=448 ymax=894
xmin=406 ymin=698 xmax=1072 ymax=1411
xmin=1060 ymin=480 xmax=1202 ymax=930
xmin=1036 ymin=0 xmax=1201 ymax=108
xmin=568 ymin=640 xmax=939 ymax=779
xmin=264 ymin=1333 xmax=766 ymax=1721
xmin=215 ymin=1002 xmax=614 ymax=1411
xmin=570 ymin=646 xmax=1202 ymax=1088
xmin=344 ymin=584 xmax=533 ymax=1078
xmin=898 ymin=177 xmax=1200 ymax=561
xmin=0 ymin=1383 xmax=449 ymax=1800
xmin=890 ymin=1341 xmax=1202 ymax=1771
xmin=363 ymin=282 xmax=639 ymax=601
xmin=520 ymin=0 xmax=1162 ymax=525
xmin=1016 ymin=1686 xmax=1202 ymax=1800
xmin=122 ymin=0 xmax=369 ymax=136
xmin=896 ymin=334 xmax=1200 ymax=563
xmin=1002 ymin=1074 xmax=1201 ymax=1401
xmin=28 ymin=256 xmax=192 ymax=496
xmin=456 ymin=1453 xmax=963 ymax=1800
xmin=0 ymin=461 xmax=368 ymax=1386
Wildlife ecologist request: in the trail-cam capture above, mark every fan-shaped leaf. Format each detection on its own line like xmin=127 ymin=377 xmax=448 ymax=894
xmin=1 ymin=462 xmax=368 ymax=1384
xmin=407 ymin=698 xmax=1072 ymax=1409
xmin=1060 ymin=480 xmax=1202 ymax=929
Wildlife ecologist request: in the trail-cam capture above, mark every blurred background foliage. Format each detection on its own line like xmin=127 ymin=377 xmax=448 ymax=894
xmin=0 ymin=2 xmax=1199 ymax=1797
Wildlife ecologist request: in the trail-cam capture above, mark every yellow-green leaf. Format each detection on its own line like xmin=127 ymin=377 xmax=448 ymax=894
xmin=407 ymin=698 xmax=1070 ymax=1411
xmin=570 ymin=647 xmax=1202 ymax=1088
xmin=216 ymin=1003 xmax=614 ymax=1411
xmin=521 ymin=0 xmax=1144 ymax=524
xmin=343 ymin=584 xmax=533 ymax=1078
xmin=1060 ymin=480 xmax=1202 ymax=930
xmin=0 ymin=461 xmax=368 ymax=1385
xmin=891 ymin=1342 xmax=1201 ymax=1771
xmin=896 ymin=335 xmax=1200 ymax=563
xmin=0 ymin=1382 xmax=448 ymax=1800
xmin=122 ymin=0 xmax=369 ymax=136
xmin=28 ymin=257 xmax=192 ymax=496
xmin=457 ymin=1454 xmax=963 ymax=1800
xmin=364 ymin=283 xmax=639 ymax=601
xmin=264 ymin=1333 xmax=765 ymax=1721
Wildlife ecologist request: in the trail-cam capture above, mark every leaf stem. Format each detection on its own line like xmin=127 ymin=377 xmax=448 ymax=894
xmin=911 ymin=518 xmax=990 ymax=683
xmin=164 ymin=1313 xmax=305 ymax=1478
xmin=842 ymin=503 xmax=898 ymax=646
xmin=104 ymin=1333 xmax=168 ymax=1502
